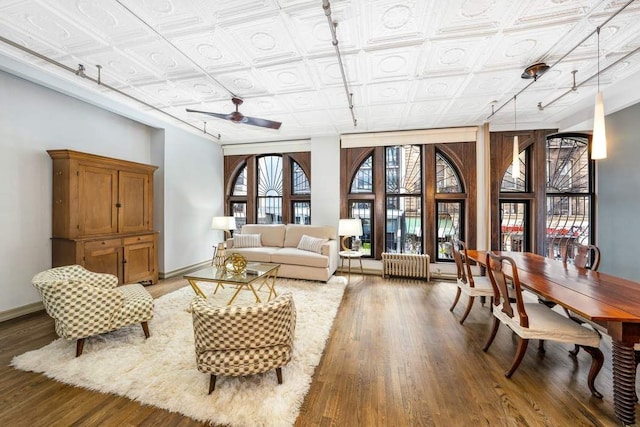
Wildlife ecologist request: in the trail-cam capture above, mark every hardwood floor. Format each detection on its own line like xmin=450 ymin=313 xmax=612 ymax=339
xmin=0 ymin=275 xmax=633 ymax=426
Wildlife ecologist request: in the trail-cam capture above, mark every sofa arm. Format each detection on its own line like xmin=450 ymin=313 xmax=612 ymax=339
xmin=226 ymin=238 xmax=234 ymax=249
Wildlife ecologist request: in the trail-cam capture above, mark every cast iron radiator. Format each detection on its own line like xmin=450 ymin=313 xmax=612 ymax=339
xmin=381 ymin=253 xmax=430 ymax=281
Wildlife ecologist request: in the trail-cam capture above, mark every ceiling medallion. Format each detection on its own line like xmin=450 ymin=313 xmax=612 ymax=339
xmin=521 ymin=62 xmax=550 ymax=80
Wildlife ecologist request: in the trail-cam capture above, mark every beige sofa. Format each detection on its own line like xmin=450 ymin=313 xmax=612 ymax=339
xmin=226 ymin=224 xmax=338 ymax=282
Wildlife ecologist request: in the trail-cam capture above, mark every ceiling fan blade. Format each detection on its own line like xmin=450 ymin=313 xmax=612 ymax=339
xmin=243 ymin=115 xmax=282 ymax=130
xmin=185 ymin=108 xmax=229 ymax=121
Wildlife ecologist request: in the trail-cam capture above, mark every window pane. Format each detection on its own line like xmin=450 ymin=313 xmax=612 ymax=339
xmin=545 ymin=195 xmax=590 ymax=259
xmin=257 ymin=197 xmax=282 ymax=224
xmin=349 ymin=201 xmax=372 ymax=257
xmin=231 ymin=202 xmax=247 ymax=229
xmin=386 ymin=146 xmax=421 ymax=194
xmin=545 ymin=133 xmax=592 ymax=259
xmin=258 ymin=155 xmax=283 ymax=224
xmin=436 ymin=202 xmax=461 ymax=261
xmin=292 ymin=201 xmax=311 ymax=224
xmin=546 ymin=134 xmax=589 ymax=193
xmin=436 ymin=153 xmax=462 ymax=193
xmin=292 ymin=161 xmax=310 ymax=195
xmin=386 ymin=196 xmax=422 ymax=254
xmin=350 ymin=155 xmax=373 ymax=193
xmin=500 ymin=202 xmax=527 ymax=251
xmin=258 ymin=155 xmax=283 ymax=196
xmin=232 ymin=165 xmax=247 ymax=196
xmin=501 ymin=150 xmax=526 ymax=192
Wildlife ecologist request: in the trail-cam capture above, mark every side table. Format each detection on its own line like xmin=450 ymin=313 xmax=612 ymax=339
xmin=339 ymin=250 xmax=364 ymax=285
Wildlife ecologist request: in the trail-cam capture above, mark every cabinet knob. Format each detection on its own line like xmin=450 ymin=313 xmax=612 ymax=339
xmin=101 ymin=241 xmax=106 ymax=245
xmin=56 ymin=170 xmax=63 ymax=176
xmin=116 ymin=202 xmax=122 ymax=208
xmin=55 ymin=199 xmax=63 ymax=204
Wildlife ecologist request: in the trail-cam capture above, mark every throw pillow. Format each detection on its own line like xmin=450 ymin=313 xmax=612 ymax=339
xmin=233 ymin=234 xmax=261 ymax=248
xmin=297 ymin=234 xmax=327 ymax=254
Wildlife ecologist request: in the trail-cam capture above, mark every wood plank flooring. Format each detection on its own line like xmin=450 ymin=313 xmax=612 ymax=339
xmin=0 ymin=275 xmax=634 ymax=426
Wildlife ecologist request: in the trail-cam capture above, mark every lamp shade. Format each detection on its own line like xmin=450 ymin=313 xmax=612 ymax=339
xmin=211 ymin=216 xmax=237 ymax=231
xmin=592 ymin=91 xmax=607 ymax=160
xmin=338 ymin=218 xmax=363 ymax=237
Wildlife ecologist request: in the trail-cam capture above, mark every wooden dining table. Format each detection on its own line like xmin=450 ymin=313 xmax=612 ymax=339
xmin=466 ymin=250 xmax=640 ymax=426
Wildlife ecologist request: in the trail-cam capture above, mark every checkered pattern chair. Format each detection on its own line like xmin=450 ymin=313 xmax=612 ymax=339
xmin=191 ymin=291 xmax=296 ymax=394
xmin=32 ymin=265 xmax=154 ymax=357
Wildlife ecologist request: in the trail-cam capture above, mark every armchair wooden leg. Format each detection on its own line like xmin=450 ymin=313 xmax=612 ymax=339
xmin=276 ymin=367 xmax=283 ymax=385
xmin=483 ymin=317 xmax=500 ymax=352
xmin=208 ymin=375 xmax=216 ymax=394
xmin=505 ymin=338 xmax=529 ymax=378
xmin=141 ymin=321 xmax=150 ymax=339
xmin=449 ymin=287 xmax=461 ymax=312
xmin=581 ymin=345 xmax=604 ymax=399
xmin=76 ymin=338 xmax=85 ymax=357
xmin=569 ymin=344 xmax=581 ymax=356
xmin=459 ymin=296 xmax=475 ymax=325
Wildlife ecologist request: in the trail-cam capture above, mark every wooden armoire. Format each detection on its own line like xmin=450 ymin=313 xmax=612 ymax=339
xmin=48 ymin=149 xmax=159 ymax=284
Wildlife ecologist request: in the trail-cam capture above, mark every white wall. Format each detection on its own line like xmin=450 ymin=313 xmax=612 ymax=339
xmin=597 ymin=102 xmax=640 ymax=280
xmin=162 ymin=127 xmax=224 ymax=274
xmin=0 ymin=70 xmax=222 ymax=314
xmin=310 ymin=135 xmax=341 ymax=229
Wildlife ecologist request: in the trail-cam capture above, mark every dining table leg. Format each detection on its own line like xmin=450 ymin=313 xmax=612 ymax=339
xmin=612 ymin=340 xmax=637 ymax=426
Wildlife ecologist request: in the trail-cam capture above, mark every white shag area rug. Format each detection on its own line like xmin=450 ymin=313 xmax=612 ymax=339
xmin=12 ymin=275 xmax=348 ymax=427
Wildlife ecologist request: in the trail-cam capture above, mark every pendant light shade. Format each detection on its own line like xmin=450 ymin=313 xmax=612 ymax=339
xmin=591 ymin=26 xmax=607 ymax=160
xmin=592 ymin=91 xmax=607 ymax=159
xmin=512 ymin=135 xmax=520 ymax=178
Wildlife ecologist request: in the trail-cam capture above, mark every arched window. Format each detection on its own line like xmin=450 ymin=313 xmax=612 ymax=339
xmin=342 ymin=144 xmax=475 ymax=260
xmin=226 ymin=153 xmax=310 ymax=226
xmin=499 ymin=142 xmax=530 ymax=252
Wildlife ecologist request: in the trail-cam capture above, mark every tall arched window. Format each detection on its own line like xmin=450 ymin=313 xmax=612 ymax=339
xmin=348 ymin=155 xmax=374 ymax=256
xmin=386 ymin=145 xmax=422 ymax=254
xmin=545 ymin=133 xmax=593 ymax=259
xmin=257 ymin=155 xmax=283 ymax=224
xmin=435 ymin=152 xmax=464 ymax=261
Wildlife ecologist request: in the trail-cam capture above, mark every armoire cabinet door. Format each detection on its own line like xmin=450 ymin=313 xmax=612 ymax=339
xmin=123 ymin=235 xmax=156 ymax=283
xmin=78 ymin=164 xmax=119 ymax=236
xmin=118 ymin=171 xmax=151 ymax=234
xmin=83 ymin=238 xmax=123 ymax=279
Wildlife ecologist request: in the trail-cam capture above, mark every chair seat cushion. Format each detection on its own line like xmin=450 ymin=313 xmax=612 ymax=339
xmin=458 ymin=276 xmax=494 ymax=297
xmin=196 ymin=345 xmax=293 ymax=377
xmin=493 ymin=302 xmax=600 ymax=347
xmin=110 ymin=283 xmax=154 ymax=329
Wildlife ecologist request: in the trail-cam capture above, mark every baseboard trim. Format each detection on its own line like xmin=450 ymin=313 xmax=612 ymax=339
xmin=159 ymin=260 xmax=211 ymax=280
xmin=0 ymin=301 xmax=44 ymax=322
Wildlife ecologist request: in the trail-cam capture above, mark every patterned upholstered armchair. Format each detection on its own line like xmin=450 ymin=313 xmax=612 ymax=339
xmin=191 ymin=292 xmax=296 ymax=393
xmin=32 ymin=265 xmax=154 ymax=357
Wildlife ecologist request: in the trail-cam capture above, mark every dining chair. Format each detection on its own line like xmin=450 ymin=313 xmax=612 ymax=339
xmin=562 ymin=243 xmax=601 ymax=356
xmin=482 ymin=251 xmax=604 ymax=398
xmin=449 ymin=240 xmax=493 ymax=324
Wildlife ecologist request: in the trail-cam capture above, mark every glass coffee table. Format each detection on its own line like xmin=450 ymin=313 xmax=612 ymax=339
xmin=184 ymin=262 xmax=280 ymax=305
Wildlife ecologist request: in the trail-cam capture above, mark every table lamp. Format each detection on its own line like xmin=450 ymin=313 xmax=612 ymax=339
xmin=211 ymin=216 xmax=237 ymax=267
xmin=338 ymin=218 xmax=363 ymax=251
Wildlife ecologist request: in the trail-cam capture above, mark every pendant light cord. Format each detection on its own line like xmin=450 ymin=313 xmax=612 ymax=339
xmin=597 ymin=26 xmax=601 ymax=91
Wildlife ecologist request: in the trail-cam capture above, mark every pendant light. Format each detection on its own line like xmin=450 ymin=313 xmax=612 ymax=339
xmin=512 ymin=95 xmax=520 ymax=178
xmin=592 ymin=26 xmax=607 ymax=160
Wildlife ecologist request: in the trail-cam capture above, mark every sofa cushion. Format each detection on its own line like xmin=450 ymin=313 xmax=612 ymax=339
xmin=283 ymin=224 xmax=336 ymax=247
xmin=271 ymin=248 xmax=329 ymax=268
xmin=297 ymin=234 xmax=328 ymax=253
xmin=233 ymin=233 xmax=261 ymax=248
xmin=241 ymin=224 xmax=286 ymax=247
xmin=228 ymin=247 xmax=278 ymax=263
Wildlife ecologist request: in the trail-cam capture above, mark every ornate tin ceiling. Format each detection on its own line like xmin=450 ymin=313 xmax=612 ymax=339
xmin=0 ymin=0 xmax=639 ymax=144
